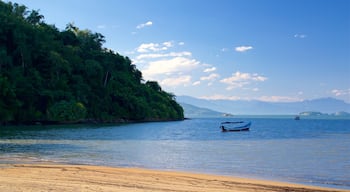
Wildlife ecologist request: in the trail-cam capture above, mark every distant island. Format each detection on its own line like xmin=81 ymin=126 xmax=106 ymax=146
xmin=299 ymin=111 xmax=350 ymax=117
xmin=0 ymin=1 xmax=184 ymax=125
xmin=180 ymin=103 xmax=234 ymax=118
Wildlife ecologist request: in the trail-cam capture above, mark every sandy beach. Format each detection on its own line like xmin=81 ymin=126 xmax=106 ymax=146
xmin=0 ymin=164 xmax=348 ymax=192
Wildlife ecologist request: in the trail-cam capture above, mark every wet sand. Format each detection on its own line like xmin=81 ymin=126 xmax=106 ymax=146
xmin=0 ymin=164 xmax=348 ymax=192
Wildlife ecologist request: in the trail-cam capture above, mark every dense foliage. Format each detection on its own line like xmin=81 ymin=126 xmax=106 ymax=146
xmin=0 ymin=1 xmax=184 ymax=124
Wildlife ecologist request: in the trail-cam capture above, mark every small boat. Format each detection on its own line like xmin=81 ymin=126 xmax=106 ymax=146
xmin=220 ymin=121 xmax=251 ymax=132
xmin=294 ymin=115 xmax=300 ymax=120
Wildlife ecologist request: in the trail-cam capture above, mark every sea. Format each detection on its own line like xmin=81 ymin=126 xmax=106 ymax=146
xmin=1 ymin=116 xmax=349 ymax=190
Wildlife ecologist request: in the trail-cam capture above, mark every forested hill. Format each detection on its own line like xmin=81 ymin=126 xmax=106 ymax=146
xmin=0 ymin=1 xmax=184 ymax=125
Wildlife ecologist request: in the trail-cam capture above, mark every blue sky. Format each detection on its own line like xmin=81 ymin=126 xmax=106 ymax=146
xmin=11 ymin=0 xmax=350 ymax=102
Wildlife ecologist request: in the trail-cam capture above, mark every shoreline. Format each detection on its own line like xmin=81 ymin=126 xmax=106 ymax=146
xmin=1 ymin=117 xmax=185 ymax=126
xmin=0 ymin=164 xmax=348 ymax=192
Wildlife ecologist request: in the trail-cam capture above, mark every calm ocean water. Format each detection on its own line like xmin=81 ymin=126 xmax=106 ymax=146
xmin=1 ymin=117 xmax=349 ymax=189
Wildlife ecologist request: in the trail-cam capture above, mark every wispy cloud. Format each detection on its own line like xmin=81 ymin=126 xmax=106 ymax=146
xmin=163 ymin=41 xmax=173 ymax=47
xmin=199 ymin=94 xmax=302 ymax=102
xmin=200 ymin=94 xmax=244 ymax=100
xmin=257 ymin=96 xmax=303 ymax=102
xmin=200 ymin=73 xmax=220 ymax=81
xmin=136 ymin=21 xmax=153 ymax=29
xmin=136 ymin=42 xmax=173 ymax=53
xmin=136 ymin=43 xmax=158 ymax=52
xmin=332 ymin=88 xmax=350 ymax=96
xmin=235 ymin=46 xmax=253 ymax=52
xmin=294 ymin=34 xmax=307 ymax=38
xmin=220 ymin=71 xmax=267 ymax=90
xmin=192 ymin=81 xmax=201 ymax=86
xmin=203 ymin=67 xmax=216 ymax=73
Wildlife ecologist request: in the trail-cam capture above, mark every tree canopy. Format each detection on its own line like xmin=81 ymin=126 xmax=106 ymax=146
xmin=0 ymin=1 xmax=184 ymax=124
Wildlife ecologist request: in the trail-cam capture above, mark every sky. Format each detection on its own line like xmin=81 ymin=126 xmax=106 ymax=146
xmin=9 ymin=0 xmax=350 ymax=103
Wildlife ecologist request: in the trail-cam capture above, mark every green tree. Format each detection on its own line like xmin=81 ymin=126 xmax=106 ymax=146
xmin=48 ymin=100 xmax=87 ymax=122
xmin=0 ymin=75 xmax=19 ymax=122
xmin=0 ymin=1 xmax=183 ymax=125
xmin=26 ymin=10 xmax=44 ymax=25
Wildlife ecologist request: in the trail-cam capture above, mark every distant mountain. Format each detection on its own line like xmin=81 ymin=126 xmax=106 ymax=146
xmin=299 ymin=111 xmax=350 ymax=117
xmin=179 ymin=103 xmax=226 ymax=118
xmin=176 ymin=96 xmax=350 ymax=115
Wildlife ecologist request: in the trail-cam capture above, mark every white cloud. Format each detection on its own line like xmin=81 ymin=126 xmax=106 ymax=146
xmin=136 ymin=21 xmax=153 ymax=29
xmin=221 ymin=71 xmax=267 ymax=83
xmin=132 ymin=41 xmax=213 ymax=89
xmin=257 ymin=96 xmax=303 ymax=102
xmin=136 ymin=43 xmax=159 ymax=53
xmin=178 ymin=42 xmax=185 ymax=46
xmin=332 ymin=89 xmax=350 ymax=96
xmin=160 ymin=76 xmax=191 ymax=87
xmin=203 ymin=67 xmax=216 ymax=73
xmin=163 ymin=41 xmax=173 ymax=48
xmin=200 ymin=94 xmax=302 ymax=102
xmin=220 ymin=71 xmax=267 ymax=90
xmin=200 ymin=73 xmax=220 ymax=81
xmin=294 ymin=34 xmax=307 ymax=38
xmin=136 ymin=42 xmax=174 ymax=53
xmin=235 ymin=46 xmax=253 ymax=52
xmin=142 ymin=57 xmax=200 ymax=78
xmin=136 ymin=52 xmax=192 ymax=60
xmin=192 ymin=81 xmax=201 ymax=86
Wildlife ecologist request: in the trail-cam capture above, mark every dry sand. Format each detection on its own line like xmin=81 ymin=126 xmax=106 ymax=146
xmin=0 ymin=164 xmax=348 ymax=192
